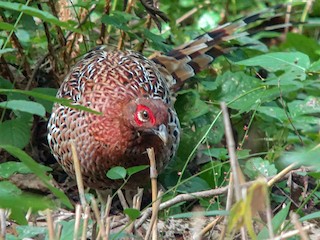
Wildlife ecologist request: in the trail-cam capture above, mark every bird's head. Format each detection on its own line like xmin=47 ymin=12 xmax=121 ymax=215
xmin=123 ymin=98 xmax=169 ymax=145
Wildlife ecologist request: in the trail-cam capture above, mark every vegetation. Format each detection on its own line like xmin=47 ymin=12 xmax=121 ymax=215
xmin=0 ymin=0 xmax=320 ymax=239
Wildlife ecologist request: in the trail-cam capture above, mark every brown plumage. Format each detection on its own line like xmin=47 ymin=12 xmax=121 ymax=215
xmin=48 ymin=5 xmax=289 ymax=189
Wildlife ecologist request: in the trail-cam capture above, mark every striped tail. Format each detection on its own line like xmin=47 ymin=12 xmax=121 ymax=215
xmin=150 ymin=4 xmax=294 ymax=91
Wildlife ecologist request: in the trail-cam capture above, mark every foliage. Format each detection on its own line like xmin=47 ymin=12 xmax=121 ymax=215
xmin=0 ymin=0 xmax=320 ymax=238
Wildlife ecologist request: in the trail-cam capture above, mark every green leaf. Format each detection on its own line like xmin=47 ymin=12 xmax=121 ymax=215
xmin=281 ymin=147 xmax=320 ymax=169
xmin=178 ymin=176 xmax=211 ymax=193
xmin=143 ymin=29 xmax=171 ymax=52
xmin=299 ymin=211 xmax=320 ymax=222
xmin=199 ymin=161 xmax=230 ymax=189
xmin=175 ymin=89 xmax=209 ymax=123
xmin=0 ymin=21 xmax=15 ymax=31
xmin=0 ymin=145 xmax=72 ymax=208
xmin=0 ymin=100 xmax=45 ymax=117
xmin=288 ymin=96 xmax=320 ymax=117
xmin=280 ymin=33 xmax=320 ymax=61
xmin=31 ymin=88 xmax=57 ymax=113
xmin=257 ymin=106 xmax=287 ymax=123
xmin=244 ymin=158 xmax=278 ymax=179
xmin=258 ymin=203 xmax=291 ymax=239
xmin=0 ymin=181 xmax=52 ymax=224
xmin=0 ymin=1 xmax=78 ymax=31
xmin=201 ymin=148 xmax=228 ymax=159
xmin=59 ymin=220 xmax=84 ymax=239
xmin=101 ymin=11 xmax=138 ymax=31
xmin=123 ymin=208 xmax=141 ymax=221
xmin=0 ymin=48 xmax=16 ymax=55
xmin=127 ymin=165 xmax=149 ymax=177
xmin=197 ymin=11 xmax=219 ymax=30
xmin=0 ymin=77 xmax=13 ymax=89
xmin=214 ymin=71 xmax=262 ymax=111
xmin=0 ymin=89 xmax=101 ymax=115
xmin=0 ymin=119 xmax=31 ymax=149
xmin=308 ymin=58 xmax=320 ymax=72
xmin=0 ymin=161 xmax=48 ymax=178
xmin=16 ymin=226 xmax=47 ymax=239
xmin=106 ymin=166 xmax=127 ymax=180
xmin=236 ymin=52 xmax=310 ymax=80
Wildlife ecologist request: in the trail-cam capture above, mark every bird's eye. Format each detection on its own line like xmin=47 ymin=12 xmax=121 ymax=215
xmin=137 ymin=110 xmax=150 ymax=122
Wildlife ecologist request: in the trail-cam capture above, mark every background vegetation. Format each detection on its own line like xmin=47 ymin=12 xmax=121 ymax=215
xmin=0 ymin=0 xmax=320 ymax=239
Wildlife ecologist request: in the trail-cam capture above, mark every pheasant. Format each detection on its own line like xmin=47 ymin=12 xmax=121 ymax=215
xmin=47 ymin=5 xmax=290 ymax=189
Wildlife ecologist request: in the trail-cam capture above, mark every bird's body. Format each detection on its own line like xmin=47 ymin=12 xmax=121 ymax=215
xmin=48 ymin=5 xmax=289 ymax=189
xmin=48 ymin=49 xmax=179 ymax=189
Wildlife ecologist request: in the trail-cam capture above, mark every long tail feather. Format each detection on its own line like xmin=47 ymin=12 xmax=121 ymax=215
xmin=150 ymin=4 xmax=298 ymax=91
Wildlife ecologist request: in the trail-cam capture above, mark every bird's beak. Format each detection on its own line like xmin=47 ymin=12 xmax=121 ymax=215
xmin=153 ymin=124 xmax=168 ymax=145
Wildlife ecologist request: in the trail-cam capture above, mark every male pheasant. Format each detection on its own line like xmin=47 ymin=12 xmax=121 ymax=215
xmin=48 ymin=6 xmax=289 ymax=189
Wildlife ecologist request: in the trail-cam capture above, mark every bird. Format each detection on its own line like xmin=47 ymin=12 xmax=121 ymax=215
xmin=47 ymin=5 xmax=291 ymax=190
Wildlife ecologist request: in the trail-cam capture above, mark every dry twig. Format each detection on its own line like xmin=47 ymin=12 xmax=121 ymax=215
xmin=0 ymin=209 xmax=6 ymax=240
xmin=147 ymin=147 xmax=159 ymax=240
xmin=74 ymin=204 xmax=82 ymax=240
xmin=46 ymin=209 xmax=55 ymax=240
xmin=71 ymin=141 xmax=87 ymax=207
xmin=81 ymin=205 xmax=91 ymax=240
xmin=221 ymin=102 xmax=247 ymax=240
xmin=91 ymin=197 xmax=107 ymax=240
xmin=290 ymin=212 xmax=309 ymax=240
xmin=219 ymin=173 xmax=234 ymax=240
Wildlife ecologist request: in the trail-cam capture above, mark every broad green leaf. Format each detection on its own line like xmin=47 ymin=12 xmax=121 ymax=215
xmin=244 ymin=157 xmax=277 ymax=179
xmin=199 ymin=161 xmax=230 ymax=189
xmin=201 ymin=148 xmax=228 ymax=159
xmin=258 ymin=203 xmax=291 ymax=239
xmin=236 ymin=52 xmax=310 ymax=80
xmin=127 ymin=165 xmax=149 ymax=177
xmin=0 ymin=21 xmax=15 ymax=31
xmin=214 ymin=71 xmax=262 ymax=111
xmin=257 ymin=106 xmax=287 ymax=122
xmin=0 ymin=181 xmax=22 ymax=195
xmin=0 ymin=119 xmax=31 ymax=149
xmin=0 ymin=77 xmax=13 ymax=88
xmin=175 ymin=89 xmax=209 ymax=123
xmin=16 ymin=226 xmax=47 ymax=239
xmin=288 ymin=97 xmax=320 ymax=117
xmin=237 ymin=149 xmax=251 ymax=159
xmin=143 ymin=29 xmax=171 ymax=52
xmin=101 ymin=11 xmax=138 ymax=31
xmin=178 ymin=176 xmax=211 ymax=193
xmin=280 ymin=33 xmax=320 ymax=61
xmin=0 ymin=1 xmax=78 ymax=31
xmin=281 ymin=147 xmax=320 ymax=169
xmin=15 ymin=29 xmax=30 ymax=43
xmin=124 ymin=208 xmax=141 ymax=221
xmin=106 ymin=166 xmax=127 ymax=180
xmin=0 ymin=161 xmax=49 ymax=178
xmin=0 ymin=181 xmax=52 ymax=224
xmin=299 ymin=211 xmax=320 ymax=222
xmin=308 ymin=58 xmax=320 ymax=72
xmin=0 ymin=100 xmax=45 ymax=117
xmin=59 ymin=220 xmax=82 ymax=239
xmin=0 ymin=145 xmax=72 ymax=208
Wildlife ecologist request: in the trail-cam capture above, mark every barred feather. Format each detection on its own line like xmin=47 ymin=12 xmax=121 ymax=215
xmin=151 ymin=4 xmax=292 ymax=90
